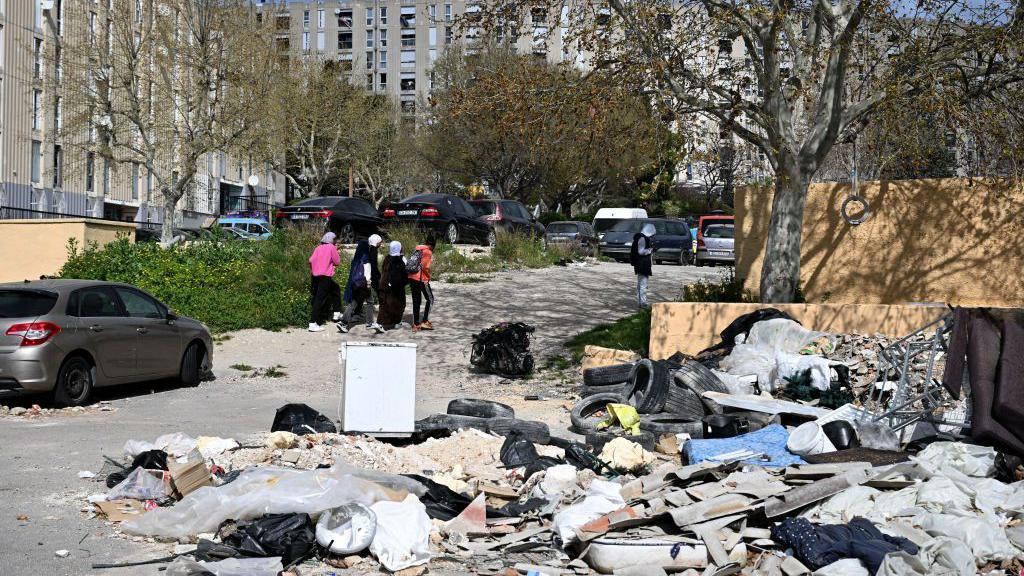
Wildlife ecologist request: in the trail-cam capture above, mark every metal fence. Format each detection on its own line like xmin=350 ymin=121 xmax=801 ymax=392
xmin=0 ymin=205 xmax=159 ymax=229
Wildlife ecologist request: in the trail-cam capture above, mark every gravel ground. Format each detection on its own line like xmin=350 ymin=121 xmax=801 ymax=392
xmin=0 ymin=261 xmax=718 ymax=575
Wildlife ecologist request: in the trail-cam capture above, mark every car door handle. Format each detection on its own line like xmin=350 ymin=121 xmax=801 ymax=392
xmin=89 ymin=324 xmax=104 ymax=332
xmin=136 ymin=327 xmax=149 ymax=334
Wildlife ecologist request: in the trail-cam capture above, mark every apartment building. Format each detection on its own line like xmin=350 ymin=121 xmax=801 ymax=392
xmin=0 ymin=0 xmax=284 ymax=228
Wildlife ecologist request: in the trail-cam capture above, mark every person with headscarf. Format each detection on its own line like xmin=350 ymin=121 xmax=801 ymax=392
xmin=629 ymin=222 xmax=656 ymax=309
xmin=337 ymin=239 xmax=385 ymax=334
xmin=408 ymin=234 xmax=436 ymax=332
xmin=376 ymin=240 xmax=408 ymax=329
xmin=308 ymin=231 xmax=342 ymax=332
xmin=367 ymin=234 xmax=383 ymax=293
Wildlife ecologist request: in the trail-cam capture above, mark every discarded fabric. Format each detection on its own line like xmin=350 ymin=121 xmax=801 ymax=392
xmin=771 ymin=516 xmax=918 ymax=574
xmin=369 ymin=493 xmax=432 ymax=571
xmin=685 ymin=423 xmax=804 ymax=467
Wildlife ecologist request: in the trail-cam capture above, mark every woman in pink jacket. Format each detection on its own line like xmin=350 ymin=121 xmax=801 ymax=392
xmin=308 ymin=232 xmax=342 ymax=332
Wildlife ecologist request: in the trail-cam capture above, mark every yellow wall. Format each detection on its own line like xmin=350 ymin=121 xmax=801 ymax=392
xmin=649 ymin=302 xmax=947 ymax=359
xmin=0 ymin=219 xmax=135 ymax=283
xmin=736 ymin=178 xmax=1024 ymax=306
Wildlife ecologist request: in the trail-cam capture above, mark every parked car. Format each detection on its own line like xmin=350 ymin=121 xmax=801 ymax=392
xmin=381 ymin=193 xmax=492 ymax=245
xmin=274 ymin=196 xmax=382 ymax=242
xmin=217 ymin=216 xmax=272 ymax=238
xmin=696 ymin=223 xmax=735 ymax=266
xmin=544 ymin=221 xmax=599 ymax=254
xmin=696 ymin=214 xmax=734 ymax=244
xmin=0 ymin=280 xmax=213 ymax=407
xmin=469 ymin=199 xmax=546 ymax=239
xmin=598 ymin=218 xmax=694 ymax=265
xmin=592 ymin=208 xmax=648 ymax=240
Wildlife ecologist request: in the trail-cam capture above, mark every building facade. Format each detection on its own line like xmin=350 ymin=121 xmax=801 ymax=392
xmin=0 ymin=0 xmax=285 ymax=228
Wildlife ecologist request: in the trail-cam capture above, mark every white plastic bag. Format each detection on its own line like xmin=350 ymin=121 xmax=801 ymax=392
xmin=537 ymin=464 xmax=578 ymax=496
xmin=369 ymin=494 xmax=432 ymax=571
xmin=155 ymin=432 xmax=199 ymax=458
xmin=106 ymin=467 xmax=167 ymax=501
xmin=719 ymin=319 xmax=828 ymax=391
xmin=773 ymin=352 xmax=833 ymax=391
xmin=552 ymin=479 xmax=625 ymax=544
xmin=711 ymin=370 xmax=757 ymax=395
xmin=877 ymin=536 xmax=975 ymax=576
xmin=165 ymin=556 xmax=283 ymax=576
xmin=123 ymin=439 xmax=156 ymax=457
xmin=122 ymin=463 xmax=423 ymax=539
xmin=913 ymin=442 xmax=996 ymax=478
xmin=913 ymin=512 xmax=1018 ymax=562
xmin=813 ymin=558 xmax=870 ymax=576
xmin=196 ymin=436 xmax=239 ymax=459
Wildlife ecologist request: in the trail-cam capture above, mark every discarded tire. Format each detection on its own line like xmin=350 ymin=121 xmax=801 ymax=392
xmin=672 ymin=360 xmax=729 ymax=395
xmin=661 ymin=380 xmax=706 ymax=420
xmin=414 ymin=413 xmax=489 ymax=434
xmin=570 ymin=392 xmax=626 ymax=434
xmin=486 ymin=417 xmax=551 ymax=445
xmin=581 ymin=383 xmax=631 ymax=399
xmin=446 ymin=398 xmax=515 ymax=419
xmin=583 ymin=363 xmax=636 ymax=387
xmin=639 ymin=415 xmax=704 ymax=438
xmin=585 ymin=430 xmax=656 ymax=453
xmin=628 ymin=359 xmax=672 ymax=414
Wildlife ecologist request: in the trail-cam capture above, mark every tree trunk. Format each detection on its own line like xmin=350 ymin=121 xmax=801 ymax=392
xmin=161 ymin=191 xmax=177 ymax=245
xmin=759 ymin=155 xmax=809 ymax=303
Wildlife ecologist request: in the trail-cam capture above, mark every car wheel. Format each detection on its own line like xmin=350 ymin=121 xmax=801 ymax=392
xmin=338 ymin=223 xmax=356 ymax=244
xmin=679 ymin=249 xmax=693 ymax=266
xmin=180 ymin=342 xmax=207 ymax=387
xmin=447 ymin=222 xmax=460 ymax=244
xmin=54 ymin=355 xmax=95 ymax=407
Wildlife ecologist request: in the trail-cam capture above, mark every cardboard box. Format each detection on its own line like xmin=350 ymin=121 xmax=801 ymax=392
xmin=168 ymin=458 xmax=213 ymax=498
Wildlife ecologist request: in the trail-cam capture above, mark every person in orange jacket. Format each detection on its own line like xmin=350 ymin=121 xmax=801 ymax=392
xmin=408 ymin=234 xmax=436 ymax=332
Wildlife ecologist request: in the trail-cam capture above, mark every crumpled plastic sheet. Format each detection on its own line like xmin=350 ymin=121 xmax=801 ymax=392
xmin=196 ymin=436 xmax=239 ymax=459
xmin=123 ymin=432 xmax=199 ymax=459
xmin=719 ymin=318 xmax=828 ymax=391
xmin=122 ymin=463 xmax=424 ymax=539
xmin=913 ymin=511 xmax=1019 ymax=562
xmin=552 ymin=479 xmax=625 ymax=544
xmin=804 ymin=485 xmax=920 ymax=525
xmin=105 ymin=467 xmax=167 ymax=501
xmin=877 ymin=536 xmax=975 ymax=576
xmin=813 ymin=558 xmax=870 ymax=576
xmin=165 ymin=556 xmax=283 ymax=576
xmin=684 ymin=423 xmax=805 ymax=468
xmin=711 ymin=369 xmax=757 ymax=395
xmin=915 ymin=476 xmax=974 ymax=514
xmin=912 ymin=441 xmax=996 ymax=478
xmin=369 ymin=493 xmax=432 ymax=571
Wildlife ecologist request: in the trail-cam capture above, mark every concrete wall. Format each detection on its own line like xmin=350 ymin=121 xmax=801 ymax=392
xmin=649 ymin=302 xmax=947 ymax=359
xmin=0 ymin=219 xmax=135 ymax=283
xmin=736 ymin=178 xmax=1024 ymax=307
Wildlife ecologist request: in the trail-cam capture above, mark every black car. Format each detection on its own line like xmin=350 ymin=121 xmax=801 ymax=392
xmin=544 ymin=221 xmax=599 ymax=253
xmin=382 ymin=193 xmax=492 ymax=245
xmin=469 ymin=199 xmax=546 ymax=240
xmin=274 ymin=196 xmax=382 ymax=242
xmin=598 ymin=218 xmax=694 ymax=265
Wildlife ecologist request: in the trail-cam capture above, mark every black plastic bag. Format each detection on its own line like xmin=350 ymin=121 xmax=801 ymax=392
xmin=563 ymin=441 xmax=609 ymax=474
xmin=470 ymin=322 xmax=536 ymax=377
xmin=132 ymin=449 xmax=169 ymax=471
xmin=700 ymin=308 xmax=798 ymax=356
xmin=271 ymin=403 xmax=337 ymax=435
xmin=500 ymin=430 xmax=539 ymax=469
xmin=403 ymin=474 xmax=516 ymax=521
xmin=221 ymin=513 xmax=316 ymax=566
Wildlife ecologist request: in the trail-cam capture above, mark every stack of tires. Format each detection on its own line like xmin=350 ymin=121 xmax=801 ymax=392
xmin=571 ymin=358 xmax=729 ymax=451
xmin=414 ymin=398 xmax=557 ymax=446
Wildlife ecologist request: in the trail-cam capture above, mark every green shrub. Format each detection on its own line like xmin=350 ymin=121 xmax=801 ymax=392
xmin=682 ymin=268 xmax=758 ymax=303
xmin=567 ymin=309 xmax=652 ymax=360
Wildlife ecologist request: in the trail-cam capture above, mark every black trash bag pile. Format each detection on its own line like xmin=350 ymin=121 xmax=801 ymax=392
xmin=271 ymin=403 xmax=337 ymax=435
xmin=215 ymin=513 xmax=317 ymax=566
xmin=470 ymin=322 xmax=536 ymax=378
xmin=499 ymin=430 xmax=562 ymax=477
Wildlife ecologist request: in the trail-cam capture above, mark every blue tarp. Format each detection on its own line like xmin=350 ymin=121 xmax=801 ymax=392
xmin=684 ymin=423 xmax=805 ymax=468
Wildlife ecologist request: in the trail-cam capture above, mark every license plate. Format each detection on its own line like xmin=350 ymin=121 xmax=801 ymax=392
xmin=709 ymin=251 xmax=730 ymax=257
xmin=291 ymin=214 xmax=309 ymax=220
xmin=398 ymin=210 xmax=418 ymax=216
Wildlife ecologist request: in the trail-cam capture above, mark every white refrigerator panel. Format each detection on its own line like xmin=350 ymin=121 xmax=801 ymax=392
xmin=340 ymin=342 xmax=417 ymax=434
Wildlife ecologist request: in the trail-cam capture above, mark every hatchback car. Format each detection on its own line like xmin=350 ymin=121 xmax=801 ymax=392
xmin=381 ymin=193 xmax=492 ymax=245
xmin=696 ymin=223 xmax=735 ymax=266
xmin=469 ymin=199 xmax=546 ymax=239
xmin=544 ymin=221 xmax=599 ymax=254
xmin=0 ymin=280 xmax=213 ymax=406
xmin=274 ymin=196 xmax=382 ymax=242
xmin=598 ymin=218 xmax=694 ymax=265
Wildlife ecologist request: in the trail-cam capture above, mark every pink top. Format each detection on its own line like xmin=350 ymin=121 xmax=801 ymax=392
xmin=309 ymin=243 xmax=341 ymax=277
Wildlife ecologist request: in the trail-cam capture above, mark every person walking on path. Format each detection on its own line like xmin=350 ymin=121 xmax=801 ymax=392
xmin=308 ymin=231 xmax=342 ymax=332
xmin=377 ymin=240 xmax=408 ymax=329
xmin=408 ymin=235 xmax=436 ymax=332
xmin=337 ymin=239 xmax=385 ymax=334
xmin=630 ymin=223 xmax=656 ymax=309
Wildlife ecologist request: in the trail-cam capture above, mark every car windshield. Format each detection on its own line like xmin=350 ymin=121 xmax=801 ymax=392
xmin=701 ymin=218 xmax=733 ymax=233
xmin=0 ymin=290 xmax=58 ymax=318
xmin=472 ymin=201 xmax=497 ymax=215
xmin=608 ymin=219 xmax=649 ymax=233
xmin=593 ymin=219 xmax=622 ymax=233
xmin=547 ymin=223 xmax=578 ymax=233
xmin=704 ymin=225 xmax=734 ymax=239
xmin=403 ymin=194 xmax=445 ymax=204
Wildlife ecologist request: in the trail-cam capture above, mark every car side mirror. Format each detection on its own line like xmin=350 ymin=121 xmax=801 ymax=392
xmin=166 ymin=311 xmax=178 ymax=323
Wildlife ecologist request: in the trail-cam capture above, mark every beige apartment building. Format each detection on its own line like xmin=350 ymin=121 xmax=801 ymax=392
xmin=0 ymin=0 xmax=284 ymax=228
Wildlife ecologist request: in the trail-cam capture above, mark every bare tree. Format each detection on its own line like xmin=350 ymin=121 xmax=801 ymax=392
xmin=473 ymin=0 xmax=1024 ymax=301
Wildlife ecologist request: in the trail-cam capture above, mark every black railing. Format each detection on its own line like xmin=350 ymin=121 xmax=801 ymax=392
xmin=0 ymin=205 xmax=159 ymax=229
xmin=220 ymin=195 xmax=279 ymax=219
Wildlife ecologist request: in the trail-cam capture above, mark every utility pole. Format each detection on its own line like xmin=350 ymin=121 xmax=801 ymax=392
xmin=348 ymin=166 xmax=354 ymax=197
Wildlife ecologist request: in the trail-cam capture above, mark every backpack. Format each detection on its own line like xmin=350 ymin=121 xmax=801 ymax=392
xmin=405 ymin=249 xmax=423 ymax=274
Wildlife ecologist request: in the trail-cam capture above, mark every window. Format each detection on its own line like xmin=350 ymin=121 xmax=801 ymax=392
xmin=72 ymin=287 xmax=122 ymax=318
xmin=401 ymin=29 xmax=415 ymax=47
xmin=102 ymin=159 xmax=110 ymax=194
xmin=366 ymin=29 xmax=373 ymax=48
xmin=106 ymin=19 xmax=112 ymax=55
xmin=379 ymin=7 xmax=387 ymax=25
xmin=303 ymin=10 xmax=309 ymax=28
xmin=54 ymin=96 xmax=61 ymax=131
xmin=531 ymin=6 xmax=547 ymax=23
xmin=146 ymin=168 xmax=152 ymax=203
xmin=85 ymin=152 xmax=95 ymax=192
xmin=366 ymin=73 xmax=373 ymax=89
xmin=366 ymin=50 xmax=373 ymax=68
xmin=317 ymin=31 xmax=325 ymax=50
xmin=400 ymin=50 xmax=415 ymax=65
xmin=35 ymin=0 xmax=44 ymax=28
xmin=338 ymin=32 xmax=352 ymax=49
xmin=115 ymin=288 xmax=164 ymax=319
xmin=428 ymin=4 xmax=436 ymax=20
xmin=30 ymin=141 xmax=41 ymax=184
xmin=89 ymin=12 xmax=96 ymax=45
xmin=379 ymin=50 xmax=387 ymax=67
xmin=302 ymin=31 xmax=309 ymax=51
xmin=33 ymin=38 xmax=43 ymax=79
xmin=379 ymin=73 xmax=387 ymax=90
xmin=338 ymin=54 xmax=353 ymax=71
xmin=400 ymin=6 xmax=416 ymax=27
xmin=337 ymin=9 xmax=352 ymax=28
xmin=365 ymin=8 xmax=374 ymax=26
xmin=32 ymin=90 xmax=42 ymax=131
xmin=131 ymin=163 xmax=139 ymax=200
xmin=401 ymin=99 xmax=415 ymax=113
xmin=429 ymin=48 xmax=437 ymax=62
xmin=445 ymin=4 xmax=452 ymax=21
xmin=428 ymin=27 xmax=436 ymax=46
xmin=135 ymin=0 xmax=142 ymax=23
xmin=445 ymin=27 xmax=452 ymax=44
xmin=380 ymin=29 xmax=387 ymax=47
xmin=317 ymin=9 xmax=324 ymax=28
xmin=400 ymin=72 xmax=415 ymax=91
xmin=52 ymin=145 xmax=62 ymax=188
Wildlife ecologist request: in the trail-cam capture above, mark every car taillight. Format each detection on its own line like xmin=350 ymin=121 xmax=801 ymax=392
xmin=421 ymin=208 xmax=441 ymax=218
xmin=484 ymin=204 xmax=502 ymax=222
xmin=697 ymin=237 xmax=705 ymax=248
xmin=383 ymin=209 xmax=396 ymax=218
xmin=317 ymin=210 xmax=334 ymax=218
xmin=6 ymin=322 xmax=61 ymax=346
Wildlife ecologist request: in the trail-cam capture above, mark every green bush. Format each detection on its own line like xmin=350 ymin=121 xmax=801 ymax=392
xmin=59 ymin=227 xmax=343 ymax=333
xmin=682 ymin=268 xmax=758 ymax=303
xmin=566 ymin=308 xmax=652 ymax=359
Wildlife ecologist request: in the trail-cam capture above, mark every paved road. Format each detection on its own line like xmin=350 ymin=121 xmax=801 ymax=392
xmin=0 ymin=262 xmax=718 ymax=575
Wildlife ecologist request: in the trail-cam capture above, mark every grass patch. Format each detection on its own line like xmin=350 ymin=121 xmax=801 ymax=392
xmin=566 ymin=308 xmax=652 ymax=360
xmin=682 ymin=269 xmax=758 ymax=303
xmin=262 ymin=365 xmax=287 ymax=378
xmin=229 ymin=364 xmax=254 ymax=371
xmin=541 ymin=354 xmax=574 ymax=371
xmin=445 ymin=275 xmax=492 ymax=284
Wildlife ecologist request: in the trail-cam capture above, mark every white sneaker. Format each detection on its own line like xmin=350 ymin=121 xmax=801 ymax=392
xmin=368 ymin=323 xmax=385 ymax=334
xmin=337 ymin=323 xmax=349 ymax=333
xmin=332 ymin=312 xmax=342 ymax=321
xmin=308 ymin=323 xmax=324 ymax=332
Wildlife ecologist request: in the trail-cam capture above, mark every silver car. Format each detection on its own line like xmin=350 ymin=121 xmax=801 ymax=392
xmin=696 ymin=223 xmax=735 ymax=266
xmin=0 ymin=280 xmax=213 ymax=406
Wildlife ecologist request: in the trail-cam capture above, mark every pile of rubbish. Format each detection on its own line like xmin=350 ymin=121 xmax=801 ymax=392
xmin=75 ymin=309 xmax=1024 ymax=575
xmin=471 ymin=322 xmax=536 ymax=378
xmin=1 ymin=401 xmax=117 ymax=418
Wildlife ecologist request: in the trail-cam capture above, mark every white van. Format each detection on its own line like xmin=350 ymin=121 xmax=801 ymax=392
xmin=592 ymin=208 xmax=648 ymax=239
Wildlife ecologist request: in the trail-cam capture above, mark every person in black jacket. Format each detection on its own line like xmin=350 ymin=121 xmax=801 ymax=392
xmin=630 ymin=223 xmax=656 ymax=309
xmin=377 ymin=240 xmax=408 ymax=329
